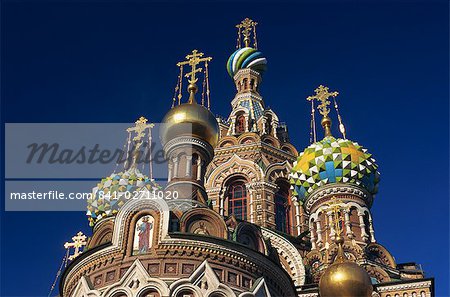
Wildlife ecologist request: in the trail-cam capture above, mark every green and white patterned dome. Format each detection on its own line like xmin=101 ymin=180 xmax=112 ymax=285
xmin=289 ymin=136 xmax=380 ymax=201
xmin=87 ymin=168 xmax=160 ymax=226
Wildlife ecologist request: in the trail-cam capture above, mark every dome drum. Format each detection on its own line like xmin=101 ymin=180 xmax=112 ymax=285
xmin=306 ymin=183 xmax=373 ymax=214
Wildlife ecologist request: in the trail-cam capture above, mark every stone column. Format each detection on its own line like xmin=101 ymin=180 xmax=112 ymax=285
xmin=327 ymin=211 xmax=336 ymax=241
xmin=358 ymin=210 xmax=369 ymax=242
xmin=172 ymin=157 xmax=179 ymax=178
xmin=219 ymin=191 xmax=225 ymax=216
xmin=343 ymin=208 xmax=353 ymax=239
xmin=294 ymin=201 xmax=301 ymax=236
xmin=272 ymin=122 xmax=278 ymax=138
xmin=309 ymin=219 xmax=317 ymax=250
xmin=228 ymin=117 xmax=236 ymax=136
xmin=316 ymin=220 xmax=323 ymax=247
xmin=168 ymin=163 xmax=173 ymax=182
xmin=368 ymin=214 xmax=376 ymax=243
xmin=196 ymin=157 xmax=202 ymax=180
xmin=247 ymin=184 xmax=255 ymax=223
xmin=185 ymin=155 xmax=192 ymax=177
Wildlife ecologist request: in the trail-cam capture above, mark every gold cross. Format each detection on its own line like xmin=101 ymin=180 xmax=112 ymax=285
xmin=236 ymin=18 xmax=258 ymax=47
xmin=327 ymin=196 xmax=344 ymax=237
xmin=176 ymin=50 xmax=212 ymax=84
xmin=307 ymin=85 xmax=339 ymax=117
xmin=64 ymin=231 xmax=87 ymax=260
xmin=126 ymin=116 xmax=154 ymax=169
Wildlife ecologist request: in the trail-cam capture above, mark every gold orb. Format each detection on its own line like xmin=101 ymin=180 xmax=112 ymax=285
xmin=160 ymin=103 xmax=219 ymax=148
xmin=319 ymin=261 xmax=373 ymax=297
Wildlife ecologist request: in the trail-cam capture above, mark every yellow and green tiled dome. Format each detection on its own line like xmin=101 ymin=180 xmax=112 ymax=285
xmin=289 ymin=136 xmax=380 ymax=201
xmin=87 ymin=168 xmax=160 ymax=226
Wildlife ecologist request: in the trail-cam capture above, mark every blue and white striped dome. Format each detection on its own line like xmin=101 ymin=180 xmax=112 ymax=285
xmin=227 ymin=47 xmax=267 ymax=77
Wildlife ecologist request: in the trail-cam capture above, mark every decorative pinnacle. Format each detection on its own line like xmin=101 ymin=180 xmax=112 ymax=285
xmin=307 ymin=85 xmax=339 ymax=137
xmin=176 ymin=49 xmax=212 ymax=104
xmin=236 ymin=18 xmax=258 ymax=48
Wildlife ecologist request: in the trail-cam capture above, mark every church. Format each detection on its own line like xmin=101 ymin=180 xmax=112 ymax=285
xmin=59 ymin=18 xmax=434 ymax=297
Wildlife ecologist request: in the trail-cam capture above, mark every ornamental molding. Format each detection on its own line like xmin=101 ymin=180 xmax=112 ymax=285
xmin=205 ymin=154 xmax=265 ymax=189
xmin=297 ymin=292 xmax=319 ymax=297
xmin=164 ymin=137 xmax=214 ymax=160
xmin=233 ymin=67 xmax=262 ymax=80
xmin=102 ymin=259 xmax=170 ymax=297
xmin=265 ymin=160 xmax=292 ymax=183
xmin=305 ymin=183 xmax=373 ymax=213
xmin=261 ymin=227 xmax=306 ymax=286
xmin=170 ymin=260 xmax=236 ymax=297
xmin=376 ymin=280 xmax=432 ymax=292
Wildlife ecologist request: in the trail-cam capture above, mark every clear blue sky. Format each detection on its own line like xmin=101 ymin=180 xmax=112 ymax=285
xmin=1 ymin=1 xmax=448 ymax=296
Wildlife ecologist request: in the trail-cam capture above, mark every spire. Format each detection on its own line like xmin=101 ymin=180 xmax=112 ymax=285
xmin=307 ymin=85 xmax=339 ymax=138
xmin=175 ymin=49 xmax=212 ymax=106
xmin=236 ymin=17 xmax=258 ymax=49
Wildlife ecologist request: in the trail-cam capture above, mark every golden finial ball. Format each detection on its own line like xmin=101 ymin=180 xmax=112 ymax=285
xmin=319 ymin=259 xmax=373 ymax=297
xmin=160 ymin=103 xmax=219 ymax=148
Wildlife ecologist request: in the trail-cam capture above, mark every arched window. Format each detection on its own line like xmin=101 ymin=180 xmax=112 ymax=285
xmin=275 ymin=181 xmax=291 ymax=234
xmin=227 ymin=181 xmax=248 ymax=220
xmin=235 ymin=115 xmax=246 ymax=134
xmin=363 ymin=211 xmax=371 ymax=241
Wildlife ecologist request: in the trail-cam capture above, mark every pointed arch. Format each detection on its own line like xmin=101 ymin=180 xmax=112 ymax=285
xmin=205 ymin=154 xmax=264 ymax=189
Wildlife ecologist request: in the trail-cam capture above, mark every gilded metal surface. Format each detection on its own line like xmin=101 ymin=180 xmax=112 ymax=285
xmin=307 ymin=85 xmax=339 ymax=137
xmin=307 ymin=85 xmax=339 ymax=118
xmin=236 ymin=17 xmax=258 ymax=48
xmin=160 ymin=103 xmax=219 ymax=147
xmin=319 ymin=260 xmax=373 ymax=297
xmin=176 ymin=49 xmax=212 ymax=104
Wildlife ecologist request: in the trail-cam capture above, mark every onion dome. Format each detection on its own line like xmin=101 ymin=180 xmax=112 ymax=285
xmin=319 ymin=237 xmax=373 ymax=297
xmin=290 ymin=136 xmax=380 ymax=201
xmin=160 ymin=101 xmax=219 ymax=148
xmin=226 ymin=47 xmax=267 ymax=77
xmin=87 ymin=168 xmax=160 ymax=227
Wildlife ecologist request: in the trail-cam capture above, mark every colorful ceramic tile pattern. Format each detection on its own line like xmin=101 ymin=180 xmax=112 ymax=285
xmin=289 ymin=136 xmax=380 ymax=201
xmin=86 ymin=168 xmax=160 ymax=226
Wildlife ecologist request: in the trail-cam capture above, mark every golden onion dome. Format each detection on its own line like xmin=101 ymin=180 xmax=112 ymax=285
xmin=319 ymin=237 xmax=373 ymax=297
xmin=160 ymin=101 xmax=219 ymax=148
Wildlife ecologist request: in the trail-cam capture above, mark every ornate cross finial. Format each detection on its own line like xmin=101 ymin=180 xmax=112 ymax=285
xmin=327 ymin=196 xmax=344 ymax=237
xmin=126 ymin=116 xmax=154 ymax=170
xmin=307 ymin=85 xmax=339 ymax=137
xmin=236 ymin=17 xmax=258 ymax=48
xmin=176 ymin=50 xmax=212 ymax=104
xmin=177 ymin=50 xmax=212 ymax=84
xmin=307 ymin=85 xmax=339 ymax=118
xmin=64 ymin=231 xmax=87 ymax=260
